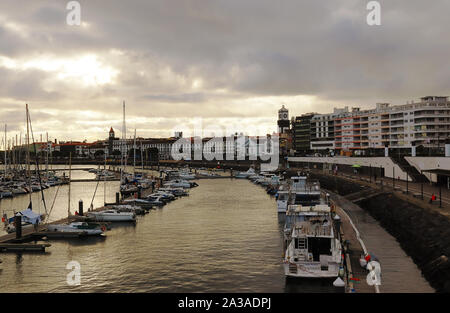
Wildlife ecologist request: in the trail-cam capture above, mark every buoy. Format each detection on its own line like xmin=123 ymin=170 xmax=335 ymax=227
xmin=333 ymin=277 xmax=345 ymax=287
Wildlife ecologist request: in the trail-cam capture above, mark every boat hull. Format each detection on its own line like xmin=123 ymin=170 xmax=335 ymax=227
xmin=283 ymin=263 xmax=340 ymax=278
xmin=87 ymin=213 xmax=135 ymax=222
xmin=47 ymin=225 xmax=103 ymax=235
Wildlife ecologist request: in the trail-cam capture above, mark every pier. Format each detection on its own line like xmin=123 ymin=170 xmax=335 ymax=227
xmin=0 ymin=174 xmax=158 ymax=247
xmin=329 ymin=192 xmax=378 ymax=293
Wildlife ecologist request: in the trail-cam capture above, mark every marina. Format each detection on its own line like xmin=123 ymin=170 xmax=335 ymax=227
xmin=0 ymin=163 xmax=435 ymax=293
xmin=1 ymin=1 xmax=448 ymax=299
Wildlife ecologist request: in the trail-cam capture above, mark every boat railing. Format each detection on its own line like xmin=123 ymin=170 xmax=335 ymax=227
xmin=294 ymin=222 xmax=332 ymax=237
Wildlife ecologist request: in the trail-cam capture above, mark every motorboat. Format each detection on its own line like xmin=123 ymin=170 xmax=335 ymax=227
xmin=144 ymin=195 xmax=166 ymax=206
xmin=47 ymin=222 xmax=105 ymax=235
xmin=276 ymin=189 xmax=289 ymax=213
xmin=87 ymin=209 xmax=136 ymax=222
xmin=164 ymin=179 xmax=192 ymax=189
xmin=158 ymin=187 xmax=189 ymax=197
xmin=283 ymin=203 xmax=342 ymax=278
xmin=179 ymin=172 xmax=196 ymax=180
xmin=235 ymin=168 xmax=256 ymax=179
xmin=122 ymin=198 xmax=154 ymax=210
xmin=108 ymin=204 xmax=148 ymax=215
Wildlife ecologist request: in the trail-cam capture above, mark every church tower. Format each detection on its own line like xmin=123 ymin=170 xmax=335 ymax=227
xmin=108 ymin=127 xmax=115 ymax=156
xmin=277 ymin=105 xmax=290 ymax=134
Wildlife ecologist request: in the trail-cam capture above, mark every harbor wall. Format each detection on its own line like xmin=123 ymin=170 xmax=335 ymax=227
xmin=288 ymin=156 xmax=412 ymax=181
xmin=357 ymin=193 xmax=450 ymax=292
xmin=309 ymin=172 xmax=450 ymax=292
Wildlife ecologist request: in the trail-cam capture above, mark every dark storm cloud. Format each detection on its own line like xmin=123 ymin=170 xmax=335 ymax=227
xmin=0 ymin=0 xmax=450 ymax=140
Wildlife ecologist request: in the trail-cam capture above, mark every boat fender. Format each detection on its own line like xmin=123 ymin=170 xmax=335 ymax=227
xmin=333 ymin=277 xmax=345 ymax=287
xmin=338 ymin=266 xmax=345 ymax=277
xmin=101 ymin=225 xmax=106 ymax=232
xmin=359 ymin=257 xmax=367 ymax=268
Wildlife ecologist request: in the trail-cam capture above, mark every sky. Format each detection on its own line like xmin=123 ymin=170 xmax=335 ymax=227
xmin=1 ymin=0 xmax=450 ymax=143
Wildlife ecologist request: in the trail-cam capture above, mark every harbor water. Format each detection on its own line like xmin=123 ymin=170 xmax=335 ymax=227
xmin=0 ymin=168 xmax=434 ymax=292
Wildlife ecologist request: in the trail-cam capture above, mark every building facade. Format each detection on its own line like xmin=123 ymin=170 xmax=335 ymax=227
xmin=305 ymin=96 xmax=450 ymax=156
xmin=292 ymin=113 xmax=315 ymax=156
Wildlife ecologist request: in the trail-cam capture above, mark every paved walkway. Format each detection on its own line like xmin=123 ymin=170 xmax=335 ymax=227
xmin=313 ymin=169 xmax=450 ymax=217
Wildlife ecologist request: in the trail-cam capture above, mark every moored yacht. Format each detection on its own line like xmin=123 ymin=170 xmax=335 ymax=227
xmin=235 ymin=168 xmax=256 ymax=179
xmin=87 ymin=209 xmax=136 ymax=222
xmin=47 ymin=222 xmax=105 ymax=235
xmin=283 ymin=203 xmax=342 ymax=278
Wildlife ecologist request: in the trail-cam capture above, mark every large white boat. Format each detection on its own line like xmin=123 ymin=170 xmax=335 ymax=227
xmin=283 ymin=203 xmax=342 ymax=278
xmin=277 ymin=176 xmax=321 ymax=214
xmin=47 ymin=222 xmax=105 ymax=235
xmin=87 ymin=209 xmax=136 ymax=222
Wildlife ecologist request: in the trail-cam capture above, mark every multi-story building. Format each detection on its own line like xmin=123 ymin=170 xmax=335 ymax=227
xmin=306 ymin=96 xmax=450 ymax=155
xmin=292 ymin=113 xmax=315 ymax=156
xmin=310 ymin=108 xmax=343 ymax=153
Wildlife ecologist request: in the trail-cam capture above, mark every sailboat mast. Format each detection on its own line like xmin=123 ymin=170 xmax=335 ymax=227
xmin=68 ymin=152 xmax=72 ymax=218
xmin=15 ymin=134 xmax=18 ymax=172
xmin=123 ymin=101 xmax=127 ymax=173
xmin=133 ymin=129 xmax=136 ymax=177
xmin=140 ymin=141 xmax=144 ymax=172
xmin=45 ymin=132 xmax=50 ymax=179
xmin=4 ymin=124 xmax=7 ymax=177
xmin=26 ymin=104 xmax=32 ymax=204
xmin=104 ymin=152 xmax=107 ymax=205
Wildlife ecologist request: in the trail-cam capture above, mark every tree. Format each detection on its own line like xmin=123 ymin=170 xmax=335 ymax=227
xmin=112 ymin=150 xmax=122 ymax=159
xmin=128 ymin=148 xmax=142 ymax=159
xmin=94 ymin=150 xmax=105 ymax=158
xmin=145 ymin=148 xmax=159 ymax=162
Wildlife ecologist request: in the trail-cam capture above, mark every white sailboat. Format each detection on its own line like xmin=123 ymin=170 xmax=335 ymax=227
xmin=47 ymin=153 xmax=105 ymax=236
xmin=86 ymin=101 xmax=136 ymax=223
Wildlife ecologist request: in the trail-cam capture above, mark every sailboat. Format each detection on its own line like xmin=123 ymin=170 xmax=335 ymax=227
xmin=3 ymin=105 xmax=45 ymax=233
xmin=46 ymin=153 xmax=105 ymax=235
xmin=86 ymin=102 xmax=136 ymax=223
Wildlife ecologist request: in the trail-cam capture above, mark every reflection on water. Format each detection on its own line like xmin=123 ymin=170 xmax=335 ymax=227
xmin=0 ymin=169 xmax=433 ymax=292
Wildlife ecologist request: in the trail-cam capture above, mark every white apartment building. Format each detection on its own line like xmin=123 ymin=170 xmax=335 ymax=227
xmin=310 ymin=96 xmax=450 ymax=154
xmin=310 ymin=108 xmax=345 ymax=151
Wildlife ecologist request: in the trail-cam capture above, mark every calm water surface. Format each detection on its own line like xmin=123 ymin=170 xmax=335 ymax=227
xmin=0 ymin=167 xmax=433 ymax=292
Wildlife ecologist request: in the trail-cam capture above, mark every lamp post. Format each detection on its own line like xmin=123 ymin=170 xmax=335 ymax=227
xmin=421 ymin=170 xmax=424 ymax=200
xmin=393 ymin=166 xmax=395 ymax=188
xmin=406 ymin=173 xmax=408 ymax=194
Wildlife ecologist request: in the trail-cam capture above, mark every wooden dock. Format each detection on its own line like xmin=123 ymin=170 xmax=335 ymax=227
xmin=70 ymin=178 xmax=120 ymax=182
xmin=0 ymin=243 xmax=51 ymax=252
xmin=0 ymin=181 xmax=156 ymax=247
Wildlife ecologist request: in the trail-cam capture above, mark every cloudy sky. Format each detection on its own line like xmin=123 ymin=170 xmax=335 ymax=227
xmin=1 ymin=0 xmax=449 ymax=143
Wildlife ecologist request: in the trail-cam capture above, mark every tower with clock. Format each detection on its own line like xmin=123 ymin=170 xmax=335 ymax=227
xmin=277 ymin=105 xmax=290 ymax=134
